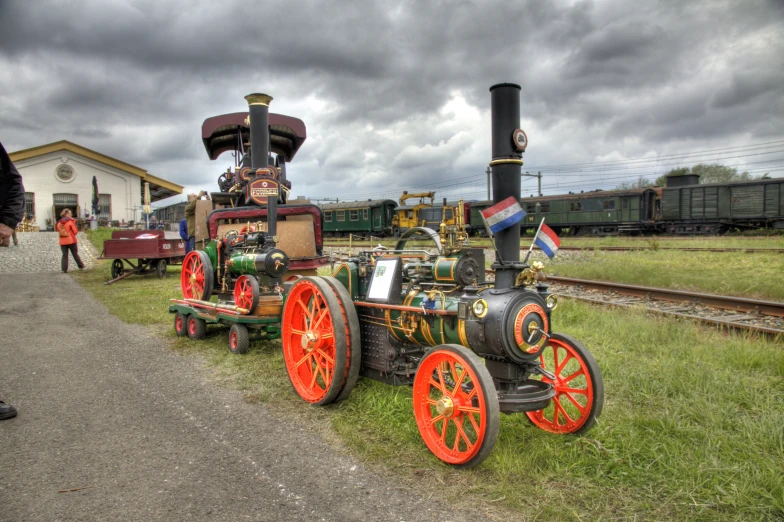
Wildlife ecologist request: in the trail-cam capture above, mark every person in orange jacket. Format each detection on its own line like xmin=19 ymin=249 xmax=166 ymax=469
xmin=56 ymin=208 xmax=85 ymax=273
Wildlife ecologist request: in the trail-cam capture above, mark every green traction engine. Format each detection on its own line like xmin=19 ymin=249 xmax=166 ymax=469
xmin=172 ymin=85 xmax=604 ymax=468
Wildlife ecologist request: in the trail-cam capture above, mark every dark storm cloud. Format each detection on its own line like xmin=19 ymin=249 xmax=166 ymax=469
xmin=1 ymin=0 xmax=783 ymax=200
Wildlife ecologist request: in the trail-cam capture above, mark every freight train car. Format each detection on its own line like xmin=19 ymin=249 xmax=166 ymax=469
xmin=321 ymin=199 xmax=397 ymax=237
xmin=659 ymin=174 xmax=784 ymax=233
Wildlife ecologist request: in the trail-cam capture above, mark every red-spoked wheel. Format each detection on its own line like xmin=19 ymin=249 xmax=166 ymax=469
xmin=281 ymin=277 xmax=348 ymax=406
xmin=233 ymin=275 xmax=259 ymax=314
xmin=320 ymin=276 xmax=361 ymax=403
xmin=174 ymin=312 xmax=187 ymax=337
xmin=181 ymin=251 xmax=214 ymax=300
xmin=228 ymin=323 xmax=249 ymax=355
xmin=412 ymin=344 xmax=500 ymax=468
xmin=525 ymin=333 xmax=604 ymax=434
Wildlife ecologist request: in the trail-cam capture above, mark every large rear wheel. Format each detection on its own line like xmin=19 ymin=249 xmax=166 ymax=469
xmin=412 ymin=344 xmax=500 ymax=468
xmin=181 ymin=251 xmax=214 ymax=300
xmin=525 ymin=333 xmax=604 ymax=434
xmin=281 ymin=277 xmax=348 ymax=406
xmin=320 ymin=276 xmax=361 ymax=403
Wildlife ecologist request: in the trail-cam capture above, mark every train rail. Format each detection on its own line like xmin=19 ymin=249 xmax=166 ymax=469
xmin=485 ymin=271 xmax=784 ymax=338
xmin=325 ymin=242 xmax=784 ymax=254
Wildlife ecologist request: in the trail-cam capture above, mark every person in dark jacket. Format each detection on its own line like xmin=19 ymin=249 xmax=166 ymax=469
xmin=179 ymin=218 xmax=191 ymax=254
xmin=56 ymin=208 xmax=85 ymax=272
xmin=0 ymin=141 xmax=24 ymax=249
xmin=0 ymin=140 xmax=24 ymax=420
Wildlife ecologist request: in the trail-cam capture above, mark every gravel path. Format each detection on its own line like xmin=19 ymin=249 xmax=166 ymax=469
xmin=0 ymin=231 xmax=97 ymax=273
xmin=0 ymin=271 xmax=495 ymax=522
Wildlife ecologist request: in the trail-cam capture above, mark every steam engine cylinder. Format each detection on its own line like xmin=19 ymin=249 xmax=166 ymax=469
xmin=228 ymin=248 xmax=290 ymax=278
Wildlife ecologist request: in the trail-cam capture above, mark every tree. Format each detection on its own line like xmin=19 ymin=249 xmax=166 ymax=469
xmin=653 ymin=164 xmax=756 ymax=186
xmin=616 ymin=176 xmax=655 ymax=190
xmin=690 ymin=164 xmax=753 ymax=184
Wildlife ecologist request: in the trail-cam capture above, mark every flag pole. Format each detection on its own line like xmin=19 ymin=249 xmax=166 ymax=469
xmin=523 ymin=217 xmax=546 ymax=264
xmin=482 ymin=218 xmax=506 ymax=266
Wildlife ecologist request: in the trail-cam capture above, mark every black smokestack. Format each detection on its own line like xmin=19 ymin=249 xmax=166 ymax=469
xmin=245 ymin=93 xmax=277 ymax=238
xmin=489 ymin=83 xmax=523 ymax=289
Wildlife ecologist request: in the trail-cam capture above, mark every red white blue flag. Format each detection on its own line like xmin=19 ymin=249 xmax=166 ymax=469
xmin=534 ymin=223 xmax=560 ymax=258
xmin=480 ymin=196 xmax=526 ymax=235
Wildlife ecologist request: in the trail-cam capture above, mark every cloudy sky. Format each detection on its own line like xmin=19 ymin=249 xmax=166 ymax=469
xmin=1 ymin=0 xmax=783 ymax=207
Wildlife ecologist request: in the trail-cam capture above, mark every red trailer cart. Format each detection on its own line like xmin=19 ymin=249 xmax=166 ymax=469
xmin=100 ymin=230 xmax=186 ymax=284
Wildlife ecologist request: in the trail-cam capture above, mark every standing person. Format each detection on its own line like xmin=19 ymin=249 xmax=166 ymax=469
xmin=184 ymin=190 xmax=209 ymax=252
xmin=0 ymin=140 xmax=24 ymax=420
xmin=179 ymin=218 xmax=191 ymax=254
xmin=56 ymin=209 xmax=85 ymax=272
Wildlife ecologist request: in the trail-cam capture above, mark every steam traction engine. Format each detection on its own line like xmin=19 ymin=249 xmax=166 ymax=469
xmin=170 ymin=85 xmax=604 ymax=468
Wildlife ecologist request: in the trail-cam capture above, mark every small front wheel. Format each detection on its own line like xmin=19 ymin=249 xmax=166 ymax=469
xmin=174 ymin=312 xmax=187 ymax=337
xmin=525 ymin=333 xmax=604 ymax=434
xmin=412 ymin=344 xmax=500 ymax=468
xmin=228 ymin=323 xmax=250 ymax=355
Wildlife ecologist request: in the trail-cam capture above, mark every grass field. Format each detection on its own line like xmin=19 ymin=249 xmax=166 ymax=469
xmin=75 ymin=239 xmax=784 ymax=521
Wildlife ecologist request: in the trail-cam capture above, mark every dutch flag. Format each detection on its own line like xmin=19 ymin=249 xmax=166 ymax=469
xmin=480 ymin=196 xmax=526 ymax=235
xmin=534 ymin=223 xmax=560 ymax=258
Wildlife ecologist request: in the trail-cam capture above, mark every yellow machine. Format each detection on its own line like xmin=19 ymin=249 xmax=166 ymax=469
xmin=392 ymin=191 xmax=462 ymax=236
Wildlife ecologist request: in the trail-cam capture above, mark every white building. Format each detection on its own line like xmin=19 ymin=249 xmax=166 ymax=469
xmin=9 ymin=140 xmax=182 ymax=229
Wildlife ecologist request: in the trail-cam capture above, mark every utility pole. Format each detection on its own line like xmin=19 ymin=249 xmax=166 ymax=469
xmin=522 ymin=171 xmax=542 ymax=196
xmin=486 ymin=166 xmax=491 ymax=200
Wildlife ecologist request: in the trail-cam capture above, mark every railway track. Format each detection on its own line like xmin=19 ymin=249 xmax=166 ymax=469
xmin=325 ymin=243 xmax=784 ymax=254
xmin=484 ymin=271 xmax=784 ymax=338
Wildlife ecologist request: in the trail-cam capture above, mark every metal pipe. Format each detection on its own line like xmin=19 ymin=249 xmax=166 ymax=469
xmin=245 ymin=93 xmax=278 ymax=239
xmin=489 ymin=83 xmax=523 ymax=289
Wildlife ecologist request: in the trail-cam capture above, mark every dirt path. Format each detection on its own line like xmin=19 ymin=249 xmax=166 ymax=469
xmin=0 ymin=273 xmax=491 ymax=521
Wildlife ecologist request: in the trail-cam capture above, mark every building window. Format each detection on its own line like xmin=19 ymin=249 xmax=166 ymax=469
xmin=324 ymin=211 xmax=332 ymax=222
xmin=363 ymin=209 xmax=369 ymax=220
xmin=337 ymin=210 xmax=345 ymax=222
xmin=571 ymin=201 xmax=582 ymax=211
xmin=526 ymin=204 xmax=536 ymax=213
xmin=622 ymin=199 xmax=630 ymax=210
xmin=540 ymin=202 xmax=550 ymax=213
xmin=24 ymin=193 xmax=35 ymax=219
xmin=97 ymin=194 xmax=111 ymax=220
xmin=603 ymin=200 xmax=616 ymax=210
xmin=350 ymin=210 xmax=359 ymax=221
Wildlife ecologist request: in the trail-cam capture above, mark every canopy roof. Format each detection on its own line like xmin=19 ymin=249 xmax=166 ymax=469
xmin=201 ymin=112 xmax=307 ymax=162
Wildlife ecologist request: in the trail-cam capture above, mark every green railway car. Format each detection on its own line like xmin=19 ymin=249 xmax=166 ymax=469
xmin=321 ymin=199 xmax=397 ymax=237
xmin=660 ymin=175 xmax=784 ymax=233
xmin=470 ymin=188 xmax=658 ymax=236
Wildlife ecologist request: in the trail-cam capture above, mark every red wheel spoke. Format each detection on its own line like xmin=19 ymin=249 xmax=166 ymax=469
xmin=452 ymin=364 xmax=466 ymax=391
xmin=426 ymin=414 xmax=445 ymax=428
xmin=453 ymin=418 xmax=475 ymax=453
xmin=455 ymin=405 xmax=480 ymax=415
xmin=294 ymin=352 xmax=313 ymax=369
xmin=552 ymin=346 xmax=560 ymax=374
xmin=296 ymin=298 xmax=311 ymax=320
xmin=553 ymin=399 xmax=574 ymax=424
xmin=561 ymin=386 xmax=588 ymax=395
xmin=465 ymin=387 xmax=477 ymax=401
xmin=440 ymin=418 xmax=448 ymax=443
xmin=561 ymin=368 xmax=585 ymax=384
xmin=311 ymin=305 xmax=330 ymax=332
xmin=428 ymin=377 xmax=446 ymax=393
xmin=467 ymin=412 xmax=481 ymax=433
xmin=315 ymin=348 xmax=335 ymax=366
xmin=555 ymin=353 xmax=572 ymax=376
xmin=290 ymin=328 xmax=306 ymax=336
xmin=564 ymin=391 xmax=587 ymax=413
